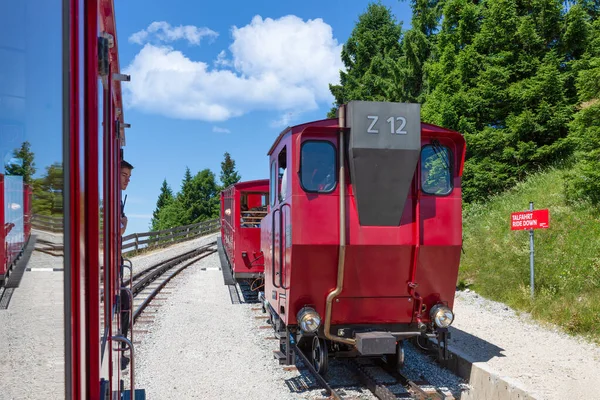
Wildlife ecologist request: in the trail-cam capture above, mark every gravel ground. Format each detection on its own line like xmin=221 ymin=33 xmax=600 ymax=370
xmin=0 ymin=250 xmax=64 ymax=400
xmin=451 ymin=289 xmax=600 ymax=399
xmin=135 ymin=250 xmax=468 ymax=399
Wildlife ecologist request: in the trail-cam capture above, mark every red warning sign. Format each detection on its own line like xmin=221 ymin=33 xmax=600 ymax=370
xmin=511 ymin=209 xmax=550 ymax=231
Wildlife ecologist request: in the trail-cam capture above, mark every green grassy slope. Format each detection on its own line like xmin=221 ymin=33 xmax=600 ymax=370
xmin=459 ymin=168 xmax=600 ymax=342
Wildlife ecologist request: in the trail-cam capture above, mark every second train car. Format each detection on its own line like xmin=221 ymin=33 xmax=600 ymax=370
xmin=218 ymin=179 xmax=269 ymax=297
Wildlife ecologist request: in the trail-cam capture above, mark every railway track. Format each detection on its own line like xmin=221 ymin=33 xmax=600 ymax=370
xmin=292 ymin=347 xmax=453 ymax=400
xmin=125 ymin=241 xmax=217 ymax=323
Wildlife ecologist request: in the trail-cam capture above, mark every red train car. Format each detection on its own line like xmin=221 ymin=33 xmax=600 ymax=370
xmin=219 ymin=180 xmax=269 ymax=285
xmin=260 ymin=101 xmax=466 ymax=374
xmin=0 ymin=175 xmax=32 ymax=286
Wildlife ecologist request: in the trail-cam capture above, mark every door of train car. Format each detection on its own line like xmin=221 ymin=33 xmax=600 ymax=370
xmin=0 ymin=1 xmax=130 ymax=399
xmin=0 ymin=1 xmax=69 ymax=398
xmin=269 ymin=137 xmax=291 ymax=294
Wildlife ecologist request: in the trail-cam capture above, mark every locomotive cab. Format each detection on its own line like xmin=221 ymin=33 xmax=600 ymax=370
xmin=260 ymin=101 xmax=466 ymax=374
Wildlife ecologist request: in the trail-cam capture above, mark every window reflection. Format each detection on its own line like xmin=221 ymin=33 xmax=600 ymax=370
xmin=421 ymin=144 xmax=453 ymax=196
xmin=0 ymin=0 xmax=64 ymax=398
xmin=300 ymin=141 xmax=337 ymax=193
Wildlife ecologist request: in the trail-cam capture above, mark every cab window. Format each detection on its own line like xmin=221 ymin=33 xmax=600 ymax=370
xmin=300 ymin=141 xmax=336 ymax=193
xmin=421 ymin=144 xmax=453 ymax=196
xmin=270 ymin=161 xmax=276 ymax=206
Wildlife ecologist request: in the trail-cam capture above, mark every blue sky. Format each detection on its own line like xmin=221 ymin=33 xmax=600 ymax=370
xmin=114 ymin=0 xmax=413 ymax=234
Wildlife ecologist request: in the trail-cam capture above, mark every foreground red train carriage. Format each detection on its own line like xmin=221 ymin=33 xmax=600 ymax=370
xmin=2 ymin=1 xmax=143 ymax=398
xmin=219 ymin=180 xmax=269 ymax=287
xmin=259 ymin=101 xmax=466 ymax=374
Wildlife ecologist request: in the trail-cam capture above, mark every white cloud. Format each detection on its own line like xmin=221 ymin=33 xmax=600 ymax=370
xmin=123 ymin=15 xmax=344 ymax=123
xmin=214 ymin=50 xmax=232 ymax=68
xmin=212 ymin=126 xmax=231 ymax=133
xmin=129 ymin=21 xmax=218 ymax=46
xmin=270 ymin=111 xmax=300 ymax=128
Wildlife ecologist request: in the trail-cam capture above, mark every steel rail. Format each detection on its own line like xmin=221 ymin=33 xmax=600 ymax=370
xmin=132 ymin=248 xmax=216 ymax=322
xmin=292 ymin=343 xmax=344 ymax=400
xmin=124 ymin=243 xmax=214 ymax=288
xmin=374 ymin=358 xmax=447 ymax=400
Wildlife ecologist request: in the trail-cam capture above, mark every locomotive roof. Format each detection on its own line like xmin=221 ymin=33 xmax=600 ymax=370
xmin=266 ymin=117 xmax=464 ymax=156
xmin=227 ymin=179 xmax=270 ymax=191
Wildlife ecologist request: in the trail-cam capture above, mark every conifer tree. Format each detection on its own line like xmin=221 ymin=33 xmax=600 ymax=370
xmin=328 ymin=2 xmax=403 ymax=117
xmin=219 ymin=152 xmax=241 ymax=189
xmin=5 ymin=141 xmax=36 ymax=184
xmin=150 ymin=179 xmax=174 ymax=230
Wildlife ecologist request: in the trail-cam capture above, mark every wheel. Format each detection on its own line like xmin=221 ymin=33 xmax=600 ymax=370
xmin=385 ymin=340 xmax=405 ymax=370
xmin=311 ymin=336 xmax=329 ymax=375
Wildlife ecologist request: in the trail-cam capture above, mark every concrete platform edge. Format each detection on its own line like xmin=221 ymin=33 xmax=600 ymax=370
xmin=417 ymin=337 xmax=539 ymax=400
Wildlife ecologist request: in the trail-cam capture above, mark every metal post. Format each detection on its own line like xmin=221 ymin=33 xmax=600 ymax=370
xmin=529 ymin=201 xmax=534 ymax=299
xmin=111 ymin=335 xmax=135 ymax=397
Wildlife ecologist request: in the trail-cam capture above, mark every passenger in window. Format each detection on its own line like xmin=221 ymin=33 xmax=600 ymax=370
xmin=119 ymin=160 xmax=133 ymax=370
xmin=311 ymin=161 xmax=335 ymax=191
xmin=120 ymin=160 xmax=133 ymax=235
xmin=280 ymin=168 xmax=287 ymax=200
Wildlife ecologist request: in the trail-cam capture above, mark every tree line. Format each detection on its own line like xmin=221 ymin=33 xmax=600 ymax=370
xmin=330 ymin=0 xmax=600 ymax=205
xmin=4 ymin=141 xmax=63 ymax=216
xmin=149 ymin=152 xmax=241 ymax=231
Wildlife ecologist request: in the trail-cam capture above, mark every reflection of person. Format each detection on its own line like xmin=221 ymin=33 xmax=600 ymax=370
xmin=4 ymin=222 xmax=15 ymax=235
xmin=313 ymin=163 xmax=335 ymax=191
xmin=302 ymin=146 xmax=335 ymax=192
xmin=120 ymin=161 xmax=133 ymax=235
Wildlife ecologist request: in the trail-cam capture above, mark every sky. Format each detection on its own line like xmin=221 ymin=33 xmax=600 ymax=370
xmin=114 ymin=0 xmax=414 ymax=234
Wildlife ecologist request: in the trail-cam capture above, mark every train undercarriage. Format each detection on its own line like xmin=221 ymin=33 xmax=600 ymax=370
xmin=258 ymin=292 xmax=451 ymax=376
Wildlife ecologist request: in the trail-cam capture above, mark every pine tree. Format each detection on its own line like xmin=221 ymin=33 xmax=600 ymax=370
xmin=219 ymin=152 xmax=241 ymax=189
xmin=32 ymin=162 xmax=63 ymax=215
xmin=327 ymin=2 xmax=403 ymax=117
xmin=5 ymin=141 xmax=36 ymax=184
xmin=150 ymin=179 xmax=174 ymax=230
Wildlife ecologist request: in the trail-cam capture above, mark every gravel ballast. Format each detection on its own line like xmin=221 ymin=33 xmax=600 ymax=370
xmin=135 ymin=248 xmax=467 ymax=399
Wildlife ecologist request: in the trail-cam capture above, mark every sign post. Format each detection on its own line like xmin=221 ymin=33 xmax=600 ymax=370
xmin=510 ymin=203 xmax=550 ymax=299
xmin=529 ymin=202 xmax=534 ymax=299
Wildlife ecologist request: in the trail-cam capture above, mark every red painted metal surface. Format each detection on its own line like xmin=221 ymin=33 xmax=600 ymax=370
xmin=68 ymin=0 xmax=83 ymax=395
xmin=221 ymin=180 xmax=269 ymax=278
xmin=84 ymin=0 xmax=100 ymax=397
xmin=262 ymin=118 xmax=466 ymax=331
xmin=0 ymin=175 xmax=5 ymax=281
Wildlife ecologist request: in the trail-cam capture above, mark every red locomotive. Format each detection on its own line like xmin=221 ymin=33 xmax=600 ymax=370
xmin=219 ymin=180 xmax=269 ymax=291
xmin=256 ymin=101 xmax=466 ymax=374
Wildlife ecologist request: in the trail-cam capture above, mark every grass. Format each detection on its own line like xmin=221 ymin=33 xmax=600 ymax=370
xmin=459 ymin=167 xmax=600 ymax=343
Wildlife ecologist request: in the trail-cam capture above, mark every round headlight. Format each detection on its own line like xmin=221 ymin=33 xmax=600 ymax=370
xmin=430 ymin=304 xmax=454 ymax=328
xmin=296 ymin=307 xmax=321 ymax=333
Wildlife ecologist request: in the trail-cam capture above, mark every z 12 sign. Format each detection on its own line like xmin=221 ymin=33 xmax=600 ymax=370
xmin=511 ymin=209 xmax=550 ymax=231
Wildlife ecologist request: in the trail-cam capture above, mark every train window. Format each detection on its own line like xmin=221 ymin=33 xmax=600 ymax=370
xmin=300 ymin=141 xmax=337 ymax=193
xmin=278 ymin=146 xmax=287 ymax=202
xmin=421 ymin=144 xmax=453 ymax=196
xmin=240 ymin=192 xmax=268 ymax=228
xmin=270 ymin=161 xmax=277 ymax=206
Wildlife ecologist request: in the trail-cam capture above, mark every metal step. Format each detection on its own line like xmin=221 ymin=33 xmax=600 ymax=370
xmin=217 ymin=237 xmax=235 ymax=286
xmin=121 ymin=389 xmax=146 ymax=400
